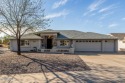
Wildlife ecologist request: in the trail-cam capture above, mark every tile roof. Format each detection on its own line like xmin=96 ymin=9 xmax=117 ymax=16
xmin=36 ymin=30 xmax=117 ymax=39
xmin=10 ymin=33 xmax=42 ymax=39
xmin=9 ymin=30 xmax=117 ymax=40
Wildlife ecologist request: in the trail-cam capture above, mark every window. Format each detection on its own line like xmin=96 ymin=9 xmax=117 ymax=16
xmin=60 ymin=40 xmax=70 ymax=46
xmin=105 ymin=40 xmax=107 ymax=42
xmin=99 ymin=41 xmax=101 ymax=42
xmin=21 ymin=40 xmax=29 ymax=46
xmin=86 ymin=40 xmax=89 ymax=42
xmin=89 ymin=41 xmax=91 ymax=42
xmin=41 ymin=40 xmax=43 ymax=43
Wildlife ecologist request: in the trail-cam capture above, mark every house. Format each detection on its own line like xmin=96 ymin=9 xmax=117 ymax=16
xmin=111 ymin=33 xmax=125 ymax=52
xmin=9 ymin=30 xmax=118 ymax=53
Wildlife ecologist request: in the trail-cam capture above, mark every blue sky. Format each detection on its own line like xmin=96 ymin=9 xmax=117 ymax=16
xmin=44 ymin=0 xmax=125 ymax=34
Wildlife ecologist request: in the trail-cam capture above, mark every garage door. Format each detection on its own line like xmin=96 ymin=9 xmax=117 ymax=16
xmin=103 ymin=40 xmax=114 ymax=52
xmin=75 ymin=40 xmax=102 ymax=52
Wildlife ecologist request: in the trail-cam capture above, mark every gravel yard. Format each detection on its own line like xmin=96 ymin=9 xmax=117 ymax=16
xmin=0 ymin=52 xmax=90 ymax=75
xmin=0 ymin=50 xmax=125 ymax=83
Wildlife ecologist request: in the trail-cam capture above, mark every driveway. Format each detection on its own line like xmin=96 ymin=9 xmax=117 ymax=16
xmin=0 ymin=47 xmax=9 ymax=54
xmin=79 ymin=53 xmax=125 ymax=68
xmin=0 ymin=47 xmax=9 ymax=51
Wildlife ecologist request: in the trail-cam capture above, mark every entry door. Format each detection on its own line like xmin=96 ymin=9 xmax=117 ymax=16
xmin=47 ymin=39 xmax=53 ymax=49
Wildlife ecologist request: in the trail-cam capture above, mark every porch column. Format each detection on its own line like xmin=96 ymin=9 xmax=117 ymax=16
xmin=52 ymin=36 xmax=57 ymax=48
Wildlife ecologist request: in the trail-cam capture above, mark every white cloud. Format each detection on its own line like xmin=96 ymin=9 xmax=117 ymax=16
xmin=83 ymin=12 xmax=89 ymax=16
xmin=83 ymin=0 xmax=106 ymax=16
xmin=122 ymin=17 xmax=125 ymax=20
xmin=90 ymin=13 xmax=96 ymax=16
xmin=88 ymin=0 xmax=106 ymax=12
xmin=98 ymin=4 xmax=117 ymax=13
xmin=99 ymin=12 xmax=114 ymax=20
xmin=108 ymin=23 xmax=118 ymax=28
xmin=45 ymin=10 xmax=69 ymax=19
xmin=52 ymin=0 xmax=68 ymax=9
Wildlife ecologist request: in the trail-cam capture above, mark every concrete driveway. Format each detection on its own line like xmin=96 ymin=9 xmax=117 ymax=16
xmin=79 ymin=53 xmax=125 ymax=68
xmin=0 ymin=47 xmax=9 ymax=51
xmin=0 ymin=47 xmax=10 ymax=54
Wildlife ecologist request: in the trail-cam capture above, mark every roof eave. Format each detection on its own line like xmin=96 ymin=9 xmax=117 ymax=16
xmin=56 ymin=38 xmax=118 ymax=40
xmin=9 ymin=38 xmax=43 ymax=40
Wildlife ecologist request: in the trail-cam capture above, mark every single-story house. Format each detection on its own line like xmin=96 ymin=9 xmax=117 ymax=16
xmin=9 ymin=30 xmax=118 ymax=53
xmin=111 ymin=33 xmax=125 ymax=52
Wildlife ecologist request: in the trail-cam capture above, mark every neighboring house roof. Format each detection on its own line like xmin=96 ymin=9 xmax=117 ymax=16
xmin=10 ymin=33 xmax=42 ymax=39
xmin=36 ymin=30 xmax=117 ymax=39
xmin=111 ymin=33 xmax=125 ymax=40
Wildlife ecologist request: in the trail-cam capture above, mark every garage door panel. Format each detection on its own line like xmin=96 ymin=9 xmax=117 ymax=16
xmin=75 ymin=41 xmax=102 ymax=52
xmin=103 ymin=40 xmax=114 ymax=52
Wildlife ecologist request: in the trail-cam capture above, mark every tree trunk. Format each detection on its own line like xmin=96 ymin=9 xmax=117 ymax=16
xmin=17 ymin=38 xmax=21 ymax=55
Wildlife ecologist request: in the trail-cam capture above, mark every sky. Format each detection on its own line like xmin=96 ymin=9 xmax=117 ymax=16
xmin=0 ymin=0 xmax=125 ymax=37
xmin=44 ymin=0 xmax=125 ymax=34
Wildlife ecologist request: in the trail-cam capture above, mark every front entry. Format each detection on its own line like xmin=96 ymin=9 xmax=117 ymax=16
xmin=47 ymin=39 xmax=53 ymax=49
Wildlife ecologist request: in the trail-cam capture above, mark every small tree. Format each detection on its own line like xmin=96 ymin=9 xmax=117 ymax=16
xmin=0 ymin=39 xmax=2 ymax=44
xmin=3 ymin=36 xmax=9 ymax=45
xmin=0 ymin=0 xmax=49 ymax=55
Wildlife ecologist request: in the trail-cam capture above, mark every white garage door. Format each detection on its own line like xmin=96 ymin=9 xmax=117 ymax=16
xmin=75 ymin=40 xmax=102 ymax=52
xmin=103 ymin=40 xmax=114 ymax=52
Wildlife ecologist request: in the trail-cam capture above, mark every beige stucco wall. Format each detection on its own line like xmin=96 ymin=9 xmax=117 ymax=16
xmin=10 ymin=39 xmax=118 ymax=52
xmin=10 ymin=39 xmax=41 ymax=52
xmin=118 ymin=40 xmax=125 ymax=51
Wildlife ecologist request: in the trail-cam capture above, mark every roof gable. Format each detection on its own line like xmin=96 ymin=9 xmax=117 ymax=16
xmin=111 ymin=33 xmax=125 ymax=40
